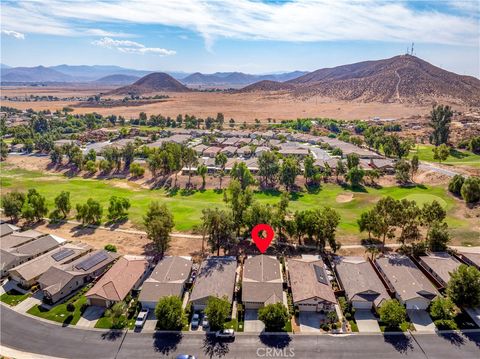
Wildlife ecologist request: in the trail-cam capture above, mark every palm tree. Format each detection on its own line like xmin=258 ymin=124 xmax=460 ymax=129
xmin=197 ymin=164 xmax=208 ymax=189
xmin=182 ymin=147 xmax=198 ymax=187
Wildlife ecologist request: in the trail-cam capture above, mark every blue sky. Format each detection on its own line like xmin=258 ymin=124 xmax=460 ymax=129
xmin=1 ymin=0 xmax=479 ymax=77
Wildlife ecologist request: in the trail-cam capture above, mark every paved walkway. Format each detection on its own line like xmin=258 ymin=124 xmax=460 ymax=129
xmin=407 ymin=310 xmax=436 ymax=332
xmin=76 ymin=306 xmax=104 ymax=328
xmin=354 ymin=310 xmax=381 ymax=333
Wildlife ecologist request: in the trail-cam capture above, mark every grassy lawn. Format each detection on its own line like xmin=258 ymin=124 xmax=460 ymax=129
xmin=224 ymin=318 xmax=244 ymax=332
xmin=283 ymin=319 xmax=292 ymax=333
xmin=27 ymin=294 xmax=86 ymax=325
xmin=408 ymin=144 xmax=480 ymax=168
xmin=0 ymin=289 xmax=31 ymax=306
xmin=349 ymin=320 xmax=359 ymax=332
xmin=1 ymin=164 xmax=475 ymax=244
xmin=379 ymin=321 xmax=414 ymax=333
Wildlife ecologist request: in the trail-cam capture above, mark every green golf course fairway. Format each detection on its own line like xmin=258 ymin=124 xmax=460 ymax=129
xmin=408 ymin=144 xmax=480 ymax=168
xmin=0 ymin=164 xmax=476 ymax=245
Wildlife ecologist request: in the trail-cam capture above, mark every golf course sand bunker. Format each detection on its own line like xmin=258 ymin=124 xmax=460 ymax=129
xmin=336 ymin=193 xmax=354 ymax=203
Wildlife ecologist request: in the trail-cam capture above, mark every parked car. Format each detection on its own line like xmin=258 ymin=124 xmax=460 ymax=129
xmin=189 ymin=270 xmax=197 ymax=283
xmin=202 ymin=314 xmax=209 ymax=328
xmin=176 ymin=355 xmax=196 ymax=359
xmin=215 ymin=329 xmax=235 ymax=340
xmin=191 ymin=313 xmax=200 ymax=329
xmin=135 ymin=309 xmax=149 ymax=328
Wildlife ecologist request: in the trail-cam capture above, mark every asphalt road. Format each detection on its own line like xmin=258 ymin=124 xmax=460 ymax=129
xmin=1 ymin=306 xmax=479 ymax=359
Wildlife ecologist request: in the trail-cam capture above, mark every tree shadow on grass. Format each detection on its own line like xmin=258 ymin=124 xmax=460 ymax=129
xmin=259 ymin=333 xmax=292 ymax=349
xmin=203 ymin=334 xmax=230 ymax=358
xmin=340 ymin=183 xmax=368 ymax=193
xmin=450 ymin=149 xmax=469 ymax=159
xmin=382 ymin=333 xmax=414 ymax=354
xmin=153 ymin=332 xmax=183 ymax=355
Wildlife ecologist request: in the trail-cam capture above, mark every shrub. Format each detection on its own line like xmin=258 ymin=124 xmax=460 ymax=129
xmin=104 ymin=244 xmax=117 ymax=252
xmin=130 ymin=163 xmax=145 ymax=177
xmin=448 ymin=175 xmax=465 ymax=196
xmin=66 ymin=302 xmax=75 ymax=312
xmin=321 ymin=323 xmax=330 ymax=331
xmin=434 ymin=319 xmax=458 ymax=330
xmin=461 ymin=177 xmax=480 ymax=203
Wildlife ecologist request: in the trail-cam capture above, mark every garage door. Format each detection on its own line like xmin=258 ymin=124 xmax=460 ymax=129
xmin=89 ymin=298 xmax=107 ymax=307
xmin=352 ymin=301 xmax=372 ymax=310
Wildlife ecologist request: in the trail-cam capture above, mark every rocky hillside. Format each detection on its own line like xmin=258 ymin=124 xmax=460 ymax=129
xmin=244 ymin=55 xmax=480 ymax=106
xmin=109 ymin=72 xmax=190 ymax=95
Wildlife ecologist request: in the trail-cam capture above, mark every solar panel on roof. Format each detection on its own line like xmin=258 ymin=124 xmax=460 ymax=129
xmin=75 ymin=251 xmax=109 ymax=271
xmin=52 ymin=248 xmax=75 ymax=262
xmin=314 ymin=264 xmax=329 ymax=285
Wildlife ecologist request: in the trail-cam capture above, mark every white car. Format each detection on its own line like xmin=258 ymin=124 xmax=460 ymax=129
xmin=191 ymin=313 xmax=200 ymax=329
xmin=135 ymin=309 xmax=149 ymax=328
xmin=215 ymin=329 xmax=235 ymax=339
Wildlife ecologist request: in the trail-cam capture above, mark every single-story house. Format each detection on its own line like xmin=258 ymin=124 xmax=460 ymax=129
xmin=375 ymin=255 xmax=439 ymax=310
xmin=8 ymin=242 xmax=92 ymax=288
xmin=254 ymin=146 xmax=270 ymax=157
xmin=203 ymin=146 xmax=222 ymax=158
xmin=222 ymin=137 xmax=240 ymax=146
xmin=369 ymin=158 xmax=395 ymax=173
xmin=417 ymin=253 xmax=462 ymax=288
xmin=334 ymin=257 xmax=389 ymax=309
xmin=220 ymin=146 xmax=238 ymax=157
xmin=139 ymin=256 xmax=193 ymax=309
xmin=1 ymin=229 xmax=43 ymax=250
xmin=242 ymin=255 xmax=284 ymax=309
xmin=53 ymin=139 xmax=80 ymax=148
xmin=1 ymin=234 xmax=66 ymax=277
xmin=38 ymin=250 xmax=119 ymax=304
xmin=85 ymin=255 xmax=150 ymax=307
xmin=189 ymin=256 xmax=237 ymax=311
xmin=288 ymin=256 xmax=337 ymax=313
xmin=237 ymin=146 xmax=252 ymax=157
xmin=237 ymin=138 xmax=252 ymax=146
xmin=82 ymin=141 xmax=111 ymax=155
xmin=193 ymin=144 xmax=208 ymax=155
xmin=278 ymin=148 xmax=310 ymax=158
xmin=168 ymin=134 xmax=191 ymax=144
xmin=0 ymin=223 xmax=20 ymax=237
xmin=456 ymin=251 xmax=480 ymax=270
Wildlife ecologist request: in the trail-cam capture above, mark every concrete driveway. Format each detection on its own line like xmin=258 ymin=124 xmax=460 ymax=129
xmin=244 ymin=310 xmax=265 ymax=333
xmin=77 ymin=306 xmax=105 ymax=328
xmin=14 ymin=291 xmax=42 ymax=314
xmin=407 ymin=310 xmax=436 ymax=332
xmin=354 ymin=310 xmax=381 ymax=333
xmin=298 ymin=312 xmax=322 ymax=332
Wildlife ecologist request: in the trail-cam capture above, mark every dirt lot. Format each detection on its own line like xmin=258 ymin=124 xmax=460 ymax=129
xmin=1 ymin=85 xmax=460 ymax=121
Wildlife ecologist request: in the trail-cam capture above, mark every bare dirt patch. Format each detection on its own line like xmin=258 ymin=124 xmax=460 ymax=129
xmin=336 ymin=193 xmax=354 ymax=203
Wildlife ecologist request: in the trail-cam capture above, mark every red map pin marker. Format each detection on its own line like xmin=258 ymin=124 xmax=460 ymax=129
xmin=251 ymin=224 xmax=274 ymax=253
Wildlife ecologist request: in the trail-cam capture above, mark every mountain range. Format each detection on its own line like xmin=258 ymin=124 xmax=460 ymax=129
xmin=181 ymin=71 xmax=308 ymax=86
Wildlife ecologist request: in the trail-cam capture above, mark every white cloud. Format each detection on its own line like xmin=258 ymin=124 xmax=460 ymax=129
xmin=91 ymin=37 xmax=176 ymax=56
xmin=1 ymin=0 xmax=479 ymax=48
xmin=1 ymin=29 xmax=25 ymax=39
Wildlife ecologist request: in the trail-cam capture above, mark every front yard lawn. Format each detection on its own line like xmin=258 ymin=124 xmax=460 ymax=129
xmin=224 ymin=318 xmax=244 ymax=332
xmin=379 ymin=321 xmax=414 ymax=333
xmin=0 ymin=289 xmax=31 ymax=306
xmin=27 ymin=295 xmax=86 ymax=325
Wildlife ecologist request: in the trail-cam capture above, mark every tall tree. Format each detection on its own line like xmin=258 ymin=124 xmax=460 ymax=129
xmin=197 ymin=164 xmax=208 ymax=189
xmin=396 ymin=199 xmax=421 ymax=245
xmin=204 ymin=296 xmax=231 ymax=331
xmin=447 ymin=265 xmax=480 ymax=308
xmin=346 ymin=153 xmax=359 ymax=170
xmin=182 ymin=147 xmax=198 ymax=187
xmin=421 ymin=200 xmax=446 ymax=231
xmin=231 ymin=162 xmax=255 ymax=190
xmin=54 ymin=191 xmax=71 ymax=218
xmin=427 ymin=221 xmax=450 ymax=252
xmin=257 ymin=151 xmax=280 ymax=187
xmin=214 ymin=152 xmax=228 ymax=189
xmin=155 ymin=296 xmax=185 ymax=330
xmin=335 ymin=160 xmax=346 ymax=182
xmin=21 ymin=189 xmax=48 ymax=222
xmin=2 ymin=191 xmax=25 ymax=222
xmin=107 ymin=196 xmax=130 ymax=222
xmin=122 ymin=142 xmax=136 ymax=170
xmin=75 ymin=198 xmax=103 ymax=225
xmin=379 ymin=299 xmax=407 ymax=329
xmin=303 ymin=154 xmax=316 ymax=185
xmin=224 ymin=179 xmax=253 ymax=236
xmin=394 ymin=159 xmax=411 ymax=184
xmin=460 ymin=176 xmax=480 ymax=203
xmin=201 ymin=207 xmax=236 ymax=255
xmin=410 ymin=154 xmax=419 ymax=181
xmin=433 ymin=144 xmax=450 ymax=163
xmin=258 ymin=303 xmax=290 ymax=332
xmin=370 ymin=196 xmax=398 ymax=247
xmin=345 ymin=166 xmax=365 ymax=187
xmin=280 ymin=156 xmax=300 ymax=192
xmin=429 ymin=105 xmax=453 ymax=146
xmin=143 ymin=201 xmax=175 ymax=256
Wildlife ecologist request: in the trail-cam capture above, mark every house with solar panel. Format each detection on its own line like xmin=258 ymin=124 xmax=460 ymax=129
xmin=287 ymin=255 xmax=337 ymax=313
xmin=8 ymin=242 xmax=92 ymax=288
xmin=38 ymin=249 xmax=119 ymax=304
xmin=85 ymin=255 xmax=150 ymax=308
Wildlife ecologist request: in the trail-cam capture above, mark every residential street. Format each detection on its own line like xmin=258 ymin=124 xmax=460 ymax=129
xmin=1 ymin=306 xmax=479 ymax=359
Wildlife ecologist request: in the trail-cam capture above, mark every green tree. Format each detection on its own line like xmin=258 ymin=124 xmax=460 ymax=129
xmin=303 ymin=154 xmax=316 ymax=185
xmin=105 ymin=302 xmax=127 ymax=329
xmin=357 ymin=210 xmax=376 ymax=240
xmin=54 ymin=191 xmax=71 ymax=218
xmin=346 ymin=153 xmax=359 ymax=170
xmin=231 ymin=161 xmax=255 ymax=190
xmin=469 ymin=136 xmax=480 ymax=154
xmin=257 ymin=150 xmax=279 ymax=187
xmin=364 ymin=169 xmax=380 ymax=186
xmin=202 ymin=208 xmax=236 ymax=255
xmin=280 ymin=156 xmax=300 ymax=191
xmin=143 ymin=201 xmax=175 ymax=255
xmin=129 ymin=163 xmax=145 ymax=177
xmin=76 ymin=198 xmax=103 ymax=225
xmin=410 ymin=155 xmax=419 ymax=180
xmin=155 ymin=296 xmax=185 ymax=330
xmin=461 ymin=176 xmax=480 ymax=203
xmin=104 ymin=244 xmax=117 ymax=252
xmin=447 ymin=265 xmax=480 ymax=308
xmin=429 ymin=297 xmax=455 ymax=321
xmin=448 ymin=174 xmax=465 ymax=196
xmin=197 ymin=164 xmax=208 ymax=189
xmin=421 ymin=200 xmax=446 ymax=230
xmin=394 ymin=159 xmax=411 ymax=184
xmin=345 ymin=166 xmax=365 ymax=187
xmin=429 ymin=105 xmax=453 ymax=146
xmin=258 ymin=303 xmax=290 ymax=332
xmin=370 ymin=196 xmax=398 ymax=247
xmin=243 ymin=202 xmax=274 ymax=233
xmin=204 ymin=296 xmax=231 ymax=331
xmin=214 ymin=152 xmax=228 ymax=189
xmin=107 ymin=196 xmax=130 ymax=222
xmin=182 ymin=147 xmax=198 ymax=186
xmin=335 ymin=160 xmax=346 ymax=182
xmin=50 ymin=146 xmax=63 ymax=165
xmin=85 ymin=149 xmax=96 ymax=162
xmin=84 ymin=160 xmax=97 ymax=173
xmin=224 ymin=179 xmax=253 ymax=236
xmin=122 ymin=142 xmax=136 ymax=170
xmin=433 ymin=144 xmax=450 ymax=163
xmin=2 ymin=191 xmax=25 ymax=221
xmin=396 ymin=199 xmax=421 ymax=245
xmin=0 ymin=139 xmax=8 ymax=161
xmin=379 ymin=299 xmax=407 ymax=329
xmin=21 ymin=189 xmax=48 ymax=222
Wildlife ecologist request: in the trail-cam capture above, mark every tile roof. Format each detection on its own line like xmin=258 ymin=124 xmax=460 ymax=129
xmin=242 ymin=255 xmax=283 ymax=304
xmin=419 ymin=253 xmax=462 ymax=284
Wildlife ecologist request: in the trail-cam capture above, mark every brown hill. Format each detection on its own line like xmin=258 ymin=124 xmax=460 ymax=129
xmin=109 ymin=72 xmax=190 ymax=95
xmin=287 ymin=55 xmax=480 ymax=106
xmin=239 ymin=80 xmax=295 ymax=92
